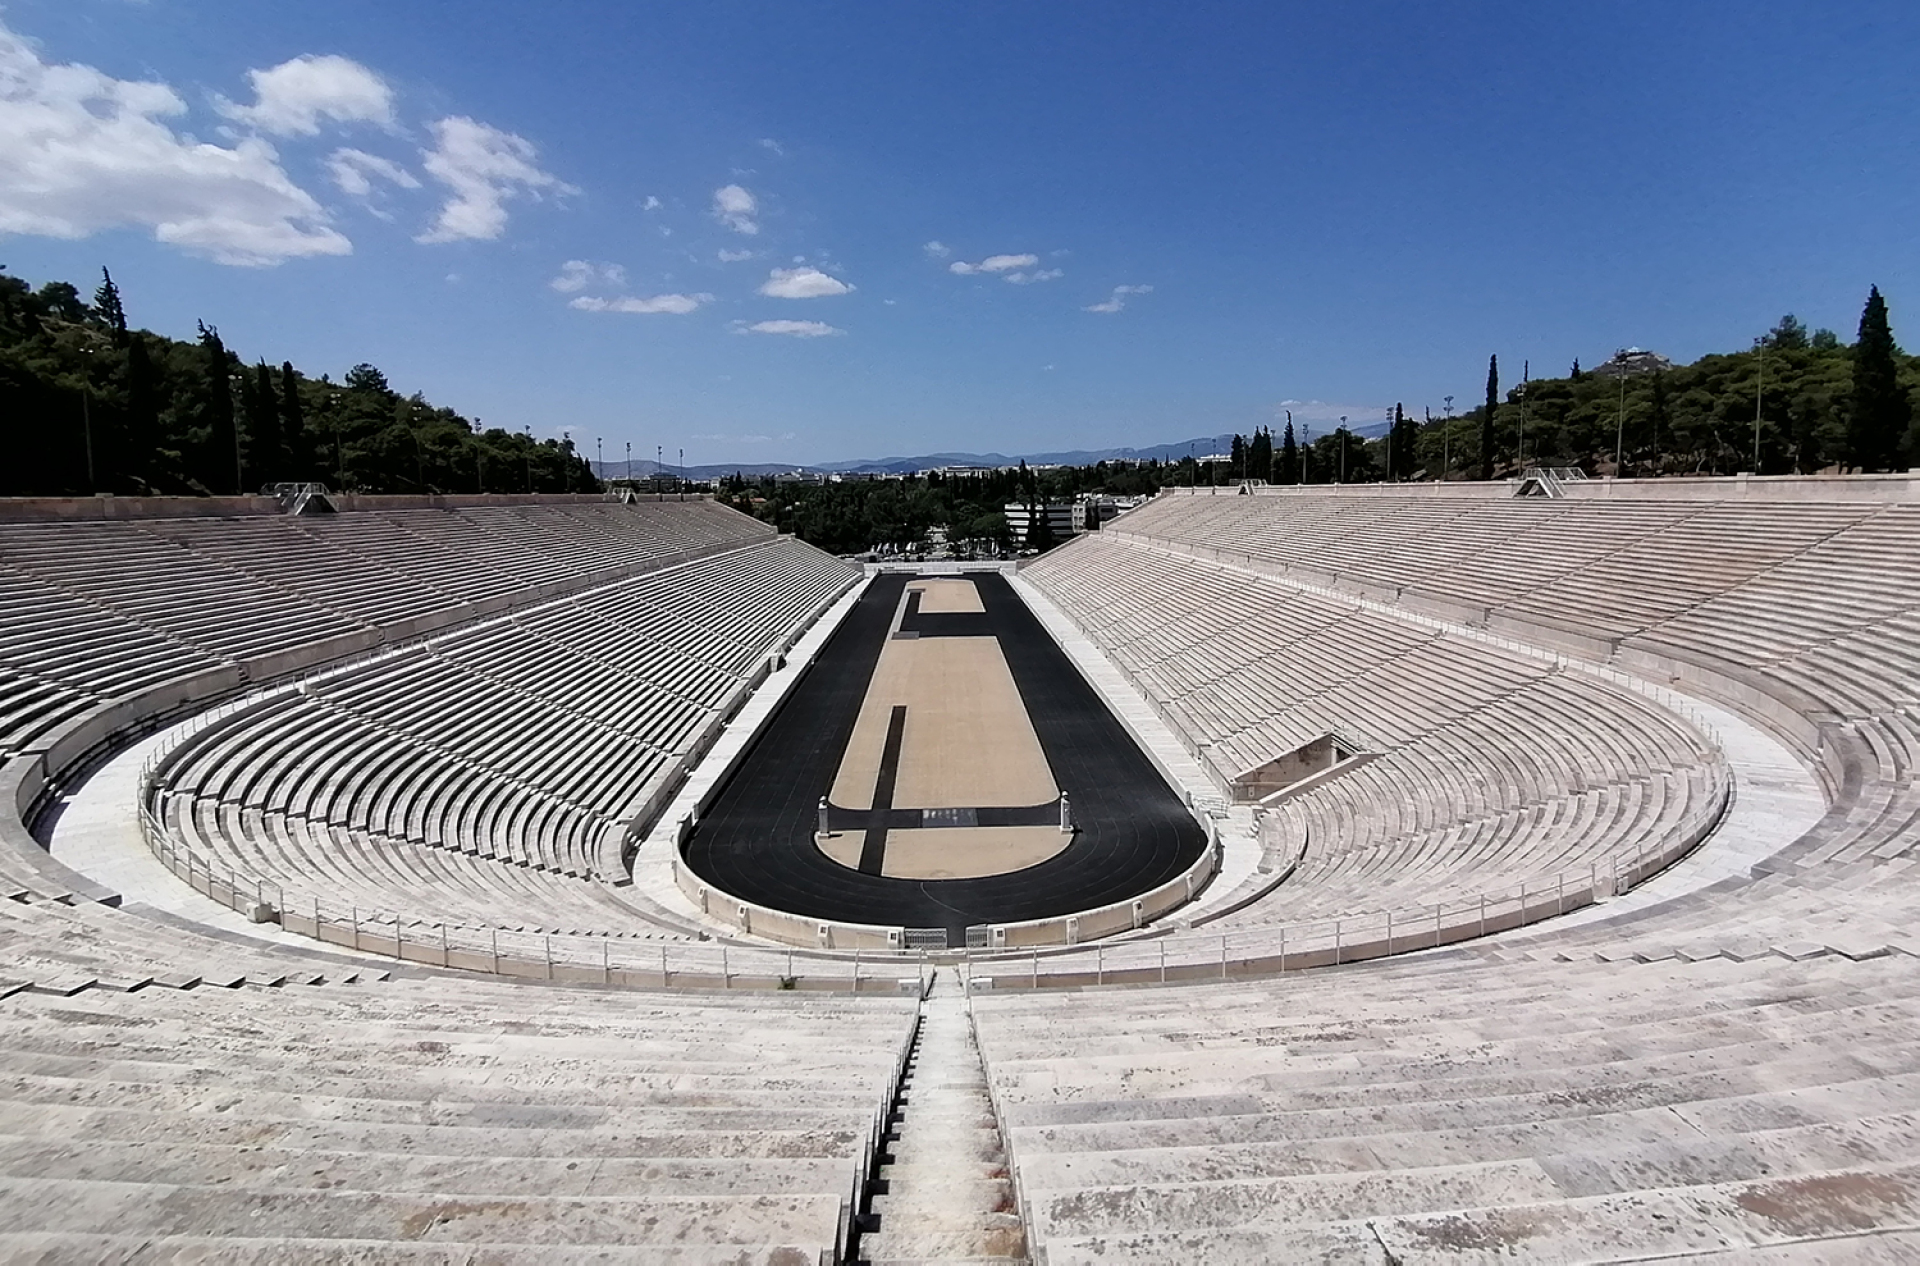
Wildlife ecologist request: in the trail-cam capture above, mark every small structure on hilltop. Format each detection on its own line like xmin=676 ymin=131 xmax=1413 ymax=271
xmin=1591 ymin=346 xmax=1675 ymax=378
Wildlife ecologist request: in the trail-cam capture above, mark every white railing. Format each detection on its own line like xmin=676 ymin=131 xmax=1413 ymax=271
xmin=959 ymin=763 xmax=1732 ymax=992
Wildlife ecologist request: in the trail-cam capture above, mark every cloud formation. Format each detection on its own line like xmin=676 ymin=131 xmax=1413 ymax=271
xmin=759 ymin=265 xmax=851 ymax=299
xmin=570 ymin=292 xmax=712 ymax=315
xmin=717 ymin=248 xmax=754 ymax=262
xmin=0 ymin=23 xmax=349 ymax=265
xmin=326 ymin=148 xmax=419 ymax=197
xmin=1004 ymin=267 xmax=1063 ymax=285
xmin=1084 ymin=283 xmax=1153 ymax=313
xmin=757 ymin=137 xmax=784 ymax=156
xmin=736 ymin=319 xmax=843 ymax=337
xmin=922 ymin=240 xmax=951 ymax=258
xmin=216 ymin=54 xmax=395 ymax=137
xmin=712 ymin=183 xmax=757 ymax=234
xmin=549 ymin=259 xmax=626 ymax=293
xmin=416 ymin=116 xmax=574 ymax=243
xmin=949 ymin=253 xmax=1038 ymax=276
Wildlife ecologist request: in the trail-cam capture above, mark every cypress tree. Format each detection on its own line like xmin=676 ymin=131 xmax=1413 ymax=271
xmin=249 ymin=361 xmax=284 ymax=486
xmin=1848 ymin=285 xmax=1910 ymax=471
xmin=92 ymin=268 xmax=128 ymax=345
xmin=1280 ymin=419 xmax=1298 ymax=484
xmin=1229 ymin=433 xmax=1247 ymax=481
xmin=1481 ymin=354 xmax=1499 ymax=479
xmin=197 ymin=321 xmax=242 ymax=494
xmin=280 ymin=362 xmax=312 ymax=480
xmin=124 ymin=335 xmax=160 ymax=489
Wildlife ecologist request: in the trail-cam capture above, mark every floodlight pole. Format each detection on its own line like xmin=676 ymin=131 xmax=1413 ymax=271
xmin=1616 ymin=373 xmax=1627 ymax=477
xmin=1753 ymin=337 xmax=1765 ymax=473
xmin=1443 ymin=396 xmax=1454 ymax=481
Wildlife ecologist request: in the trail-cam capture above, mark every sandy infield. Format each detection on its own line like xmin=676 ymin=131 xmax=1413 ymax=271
xmin=876 ymin=826 xmax=1070 ymax=879
xmin=831 ymin=638 xmax=1057 ymax=811
xmin=909 ymin=577 xmax=986 ymax=613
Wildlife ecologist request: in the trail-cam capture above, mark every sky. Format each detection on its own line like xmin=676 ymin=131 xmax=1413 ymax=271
xmin=4 ymin=2 xmax=1918 ymax=466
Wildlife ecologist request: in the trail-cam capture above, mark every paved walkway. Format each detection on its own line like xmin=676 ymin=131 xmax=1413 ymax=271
xmin=43 ymin=726 xmax=322 ymax=945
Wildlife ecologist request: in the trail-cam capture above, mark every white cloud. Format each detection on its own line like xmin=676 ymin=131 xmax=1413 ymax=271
xmin=922 ymin=239 xmax=951 ymax=258
xmin=950 ymin=252 xmax=1038 ymax=276
xmin=736 ymin=319 xmax=843 ymax=337
xmin=717 ymin=247 xmax=754 ymax=262
xmin=642 ymin=194 xmax=662 ymax=210
xmin=216 ymin=53 xmax=394 ymax=137
xmin=712 ymin=183 xmax=757 ymax=234
xmin=758 ymin=137 xmax=784 ymax=156
xmin=1004 ymin=268 xmax=1063 ymax=285
xmin=759 ymin=265 xmax=851 ymax=299
xmin=569 ymin=292 xmax=712 ymax=315
xmin=1084 ymin=283 xmax=1153 ymax=313
xmin=0 ymin=23 xmax=349 ymax=265
xmin=326 ymin=147 xmax=419 ymax=197
xmin=550 ymin=259 xmax=625 ymax=293
xmin=416 ymin=115 xmax=575 ymax=244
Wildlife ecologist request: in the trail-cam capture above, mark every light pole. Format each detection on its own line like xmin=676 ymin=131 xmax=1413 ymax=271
xmin=1516 ymin=360 xmax=1529 ymax=469
xmin=596 ymin=436 xmax=603 ymax=485
xmin=625 ymin=441 xmax=632 ymax=485
xmin=524 ymin=425 xmax=533 ymax=493
xmin=1338 ymin=416 xmax=1347 ymax=484
xmin=1615 ymin=372 xmax=1627 ymax=478
xmin=76 ymin=343 xmax=97 ymax=493
xmin=1443 ymin=396 xmax=1454 ymax=481
xmin=1752 ymin=336 xmax=1766 ymax=473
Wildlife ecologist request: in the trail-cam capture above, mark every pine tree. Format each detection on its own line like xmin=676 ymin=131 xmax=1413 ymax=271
xmin=91 ymin=268 xmax=128 ymax=345
xmin=1280 ymin=420 xmax=1298 ymax=484
xmin=1848 ymin=285 xmax=1911 ymax=471
xmin=1481 ymin=354 xmax=1499 ymax=479
xmin=197 ymin=321 xmax=242 ymax=494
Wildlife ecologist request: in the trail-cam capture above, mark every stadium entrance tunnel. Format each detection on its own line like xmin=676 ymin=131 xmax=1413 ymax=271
xmin=678 ymin=571 xmax=1209 ymax=945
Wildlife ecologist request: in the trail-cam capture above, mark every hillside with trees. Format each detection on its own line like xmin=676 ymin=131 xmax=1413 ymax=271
xmin=0 ymin=266 xmax=596 ymax=498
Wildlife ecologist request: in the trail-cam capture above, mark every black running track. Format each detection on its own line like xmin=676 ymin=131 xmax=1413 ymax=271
xmin=680 ymin=571 xmax=1206 ymax=941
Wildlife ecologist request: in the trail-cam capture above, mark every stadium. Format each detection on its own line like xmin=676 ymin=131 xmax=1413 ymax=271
xmin=2 ymin=474 xmax=1917 ymax=1262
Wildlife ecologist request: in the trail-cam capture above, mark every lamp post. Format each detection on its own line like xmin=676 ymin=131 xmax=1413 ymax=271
xmin=76 ymin=343 xmax=97 ymax=493
xmin=1338 ymin=416 xmax=1348 ymax=484
xmin=1752 ymin=336 xmax=1766 ymax=473
xmin=1615 ymin=371 xmax=1627 ymax=478
xmin=1443 ymin=396 xmax=1454 ymax=481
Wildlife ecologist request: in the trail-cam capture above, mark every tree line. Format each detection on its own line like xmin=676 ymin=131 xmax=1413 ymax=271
xmin=1225 ymin=288 xmax=1918 ymax=484
xmin=1 ymin=266 xmax=597 ymax=498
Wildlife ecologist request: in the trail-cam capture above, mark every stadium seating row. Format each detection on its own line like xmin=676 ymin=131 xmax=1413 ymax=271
xmin=985 ymin=483 xmax=1920 ymax=1257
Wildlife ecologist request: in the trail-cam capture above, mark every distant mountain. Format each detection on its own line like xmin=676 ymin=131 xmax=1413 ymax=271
xmin=591 ymin=425 xmax=1391 ymax=481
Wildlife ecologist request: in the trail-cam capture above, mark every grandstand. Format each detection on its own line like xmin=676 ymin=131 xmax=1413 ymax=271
xmin=1 ymin=477 xmax=1918 ymax=1260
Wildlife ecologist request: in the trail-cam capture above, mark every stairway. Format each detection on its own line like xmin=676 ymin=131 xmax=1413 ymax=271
xmin=858 ymin=971 xmax=1028 ymax=1265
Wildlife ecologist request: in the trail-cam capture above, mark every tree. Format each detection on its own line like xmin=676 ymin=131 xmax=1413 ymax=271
xmin=1248 ymin=426 xmax=1273 ymax=482
xmin=196 ymin=322 xmax=242 ymax=494
xmin=1769 ymin=314 xmax=1810 ymax=351
xmin=1389 ymin=403 xmax=1417 ymax=479
xmin=280 ymin=362 xmax=312 ymax=480
xmin=1570 ymin=358 xmax=1583 ymax=381
xmin=246 ymin=361 xmax=284 ymax=486
xmin=1848 ymin=286 xmax=1910 ymax=471
xmin=1647 ymin=370 xmax=1670 ymax=471
xmin=91 ymin=268 xmax=128 ymax=344
xmin=1481 ymin=354 xmax=1499 ymax=479
xmin=1280 ymin=419 xmax=1298 ymax=484
xmin=123 ymin=335 xmax=160 ymax=488
xmin=1229 ymin=433 xmax=1247 ymax=481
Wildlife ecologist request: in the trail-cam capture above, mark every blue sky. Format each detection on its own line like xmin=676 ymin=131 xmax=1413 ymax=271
xmin=4 ymin=2 xmax=1917 ymax=465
